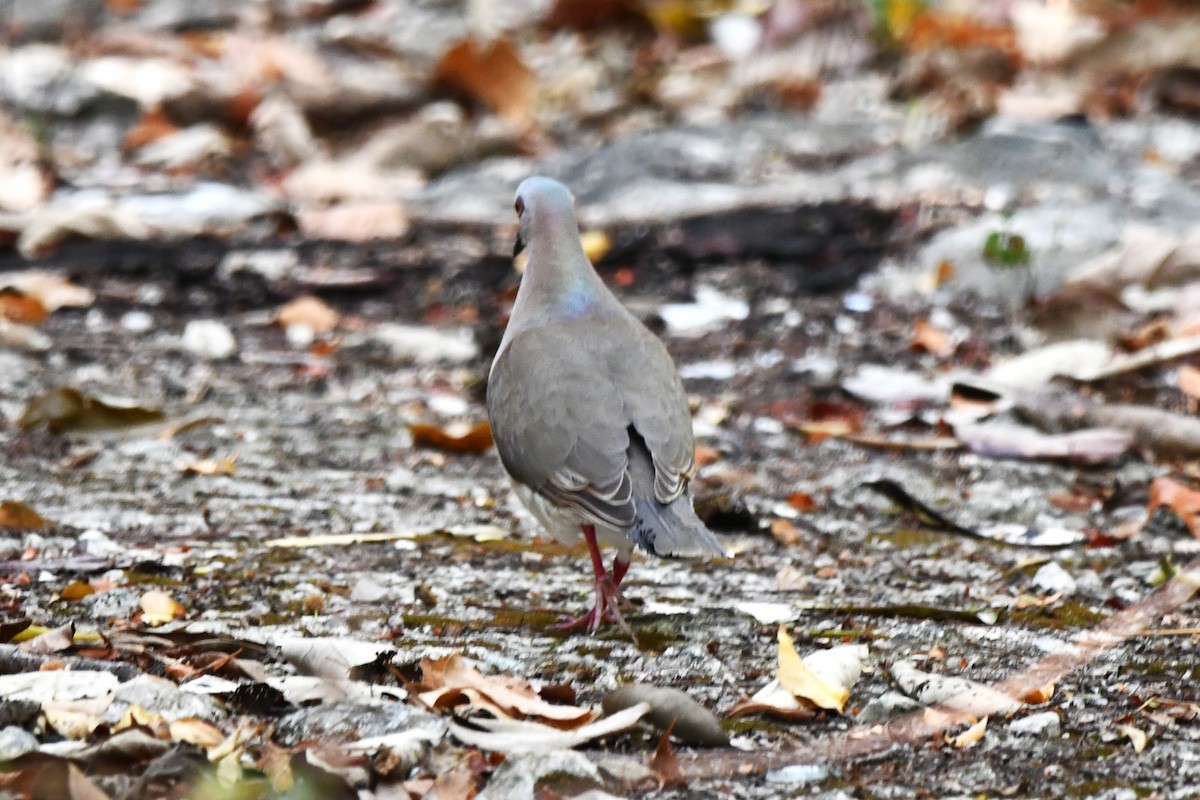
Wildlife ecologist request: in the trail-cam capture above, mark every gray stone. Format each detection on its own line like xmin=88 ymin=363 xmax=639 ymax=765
xmin=274 ymin=701 xmax=445 ymax=747
xmin=857 ymin=690 xmax=924 ymax=724
xmin=1008 ymin=711 xmax=1061 ymax=737
xmin=103 ymin=675 xmax=226 ymax=724
xmin=476 ymin=750 xmax=601 ymax=800
xmin=84 ymin=588 xmax=141 ymax=621
xmin=0 ymin=726 xmax=39 ymax=760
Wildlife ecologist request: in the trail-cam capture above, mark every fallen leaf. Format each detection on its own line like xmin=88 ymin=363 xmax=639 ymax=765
xmin=770 ymin=518 xmax=800 ymax=547
xmin=776 ymin=626 xmax=852 ymax=712
xmin=0 ymin=289 xmax=48 ymax=325
xmin=276 ymin=295 xmax=339 ymax=334
xmin=0 ymin=271 xmax=94 ymax=312
xmin=433 ymin=38 xmax=535 ymax=130
xmin=179 ymin=457 xmax=237 ymax=476
xmin=409 ymin=420 xmax=494 ymax=453
xmin=912 ymin=318 xmax=955 ymax=357
xmin=60 ymin=581 xmax=96 ymax=601
xmin=787 ymin=492 xmax=819 ymax=512
xmin=0 ymin=500 xmax=49 ymax=530
xmin=446 ymin=702 xmax=648 ymax=753
xmin=417 ymin=653 xmax=593 ymax=728
xmin=890 ymin=660 xmax=1023 ymax=715
xmin=295 ymin=201 xmax=411 ymax=241
xmin=648 ymin=724 xmax=686 ymax=789
xmin=19 ymin=388 xmax=165 ymax=434
xmin=1019 ymin=681 xmax=1055 ymax=704
xmin=1119 ymin=723 xmax=1148 ymax=753
xmin=580 ymin=229 xmax=612 ymax=263
xmin=1179 ymin=365 xmax=1200 ymax=401
xmin=169 ymin=718 xmax=226 ymax=749
xmin=123 ymin=107 xmax=182 ymax=151
xmin=946 ymin=716 xmax=988 ymax=748
xmin=21 ymin=622 xmax=75 ymax=654
xmin=141 ymin=590 xmax=186 ymax=625
xmin=1148 ymin=477 xmax=1200 ymax=537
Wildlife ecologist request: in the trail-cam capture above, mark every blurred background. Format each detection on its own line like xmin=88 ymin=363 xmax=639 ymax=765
xmin=0 ymin=0 xmax=1196 ymax=281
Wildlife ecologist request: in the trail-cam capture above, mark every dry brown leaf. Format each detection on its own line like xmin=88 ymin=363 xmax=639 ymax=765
xmin=1019 ymin=681 xmax=1056 ymax=704
xmin=21 ymin=622 xmax=75 ymax=654
xmin=409 ymin=421 xmax=494 ymax=453
xmin=276 ymin=295 xmax=339 ymax=334
xmin=946 ymin=716 xmax=988 ymax=748
xmin=912 ymin=318 xmax=956 ymax=357
xmin=0 ymin=289 xmax=48 ymax=325
xmin=1148 ymin=477 xmax=1200 ymax=537
xmin=1179 ymin=365 xmax=1200 ymax=401
xmin=123 ymin=108 xmax=181 ymax=151
xmin=423 ymin=759 xmax=482 ymax=800
xmin=787 ymin=491 xmax=819 ymax=512
xmin=416 ymin=653 xmax=593 ymax=729
xmin=60 ymin=581 xmax=96 ymax=602
xmin=433 ymin=39 xmax=535 ymax=130
xmin=0 ymin=500 xmax=49 ymax=530
xmin=648 ymin=723 xmax=686 ymax=789
xmin=770 ymin=518 xmax=800 ymax=547
xmin=179 ymin=457 xmax=237 ymax=476
xmin=19 ymin=388 xmax=165 ymax=434
xmin=169 ymin=718 xmax=226 ymax=749
xmin=295 ymin=201 xmax=411 ymax=242
xmin=0 ymin=271 xmax=94 ymax=313
xmin=140 ymin=590 xmax=186 ymax=626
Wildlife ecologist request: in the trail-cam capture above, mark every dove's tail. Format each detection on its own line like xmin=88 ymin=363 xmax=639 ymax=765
xmin=630 ymin=493 xmax=727 ymax=558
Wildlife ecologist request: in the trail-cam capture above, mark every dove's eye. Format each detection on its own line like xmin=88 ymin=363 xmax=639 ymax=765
xmin=515 ymin=197 xmax=525 ymax=217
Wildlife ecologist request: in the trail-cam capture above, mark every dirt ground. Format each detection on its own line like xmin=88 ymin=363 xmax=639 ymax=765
xmin=1 ymin=237 xmax=1198 ymax=799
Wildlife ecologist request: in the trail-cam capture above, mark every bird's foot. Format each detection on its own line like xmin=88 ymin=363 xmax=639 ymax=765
xmin=557 ymin=573 xmax=635 ymax=639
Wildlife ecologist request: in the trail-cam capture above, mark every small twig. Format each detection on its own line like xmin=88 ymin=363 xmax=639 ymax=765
xmin=1075 ymin=333 xmax=1200 ymax=381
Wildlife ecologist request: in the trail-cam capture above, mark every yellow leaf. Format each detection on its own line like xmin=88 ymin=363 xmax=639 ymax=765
xmin=170 ymin=718 xmax=226 ymax=749
xmin=117 ymin=704 xmax=163 ymax=730
xmin=946 ymin=716 xmax=988 ymax=748
xmin=179 ymin=456 xmax=238 ymax=476
xmin=776 ymin=625 xmax=848 ymax=712
xmin=1119 ymin=724 xmax=1148 ymax=753
xmin=141 ymin=590 xmax=185 ymax=625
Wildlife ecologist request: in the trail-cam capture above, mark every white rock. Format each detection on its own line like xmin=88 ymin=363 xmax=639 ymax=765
xmin=78 ymin=529 xmax=123 ymax=557
xmin=1033 ymin=561 xmax=1078 ymax=595
xmin=120 ymin=310 xmax=154 ymax=333
xmin=371 ymin=323 xmax=477 ymax=364
xmin=182 ymin=319 xmax=237 ymax=360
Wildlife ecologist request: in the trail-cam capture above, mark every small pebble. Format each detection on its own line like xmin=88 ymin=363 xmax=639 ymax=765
xmin=182 ymin=319 xmax=237 ymax=360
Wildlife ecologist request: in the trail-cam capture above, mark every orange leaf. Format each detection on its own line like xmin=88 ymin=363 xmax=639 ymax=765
xmin=912 ymin=318 xmax=955 ymax=358
xmin=409 ymin=421 xmax=494 ymax=454
xmin=787 ymin=492 xmax=818 ymax=512
xmin=276 ymin=295 xmax=339 ymax=334
xmin=1019 ymin=682 xmax=1055 ymax=704
xmin=434 ymin=39 xmax=535 ymax=130
xmin=0 ymin=500 xmax=49 ymax=530
xmin=123 ymin=108 xmax=181 ymax=151
xmin=60 ymin=581 xmax=95 ymax=601
xmin=1179 ymin=365 xmax=1200 ymax=401
xmin=140 ymin=590 xmax=186 ymax=625
xmin=770 ymin=518 xmax=800 ymax=547
xmin=1147 ymin=477 xmax=1200 ymax=537
xmin=0 ymin=288 xmax=48 ymax=325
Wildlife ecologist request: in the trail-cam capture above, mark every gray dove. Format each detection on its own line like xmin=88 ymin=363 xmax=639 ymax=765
xmin=487 ymin=176 xmax=726 ymax=634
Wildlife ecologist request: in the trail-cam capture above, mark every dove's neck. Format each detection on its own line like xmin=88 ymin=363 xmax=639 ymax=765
xmin=511 ymin=218 xmax=614 ymax=328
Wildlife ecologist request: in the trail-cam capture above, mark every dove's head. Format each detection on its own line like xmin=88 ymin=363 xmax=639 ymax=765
xmin=513 ymin=176 xmax=578 ymax=260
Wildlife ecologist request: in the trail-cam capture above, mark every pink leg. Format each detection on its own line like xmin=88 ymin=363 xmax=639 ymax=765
xmin=611 ymin=557 xmax=630 ymax=587
xmin=557 ymin=526 xmax=635 ymax=637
